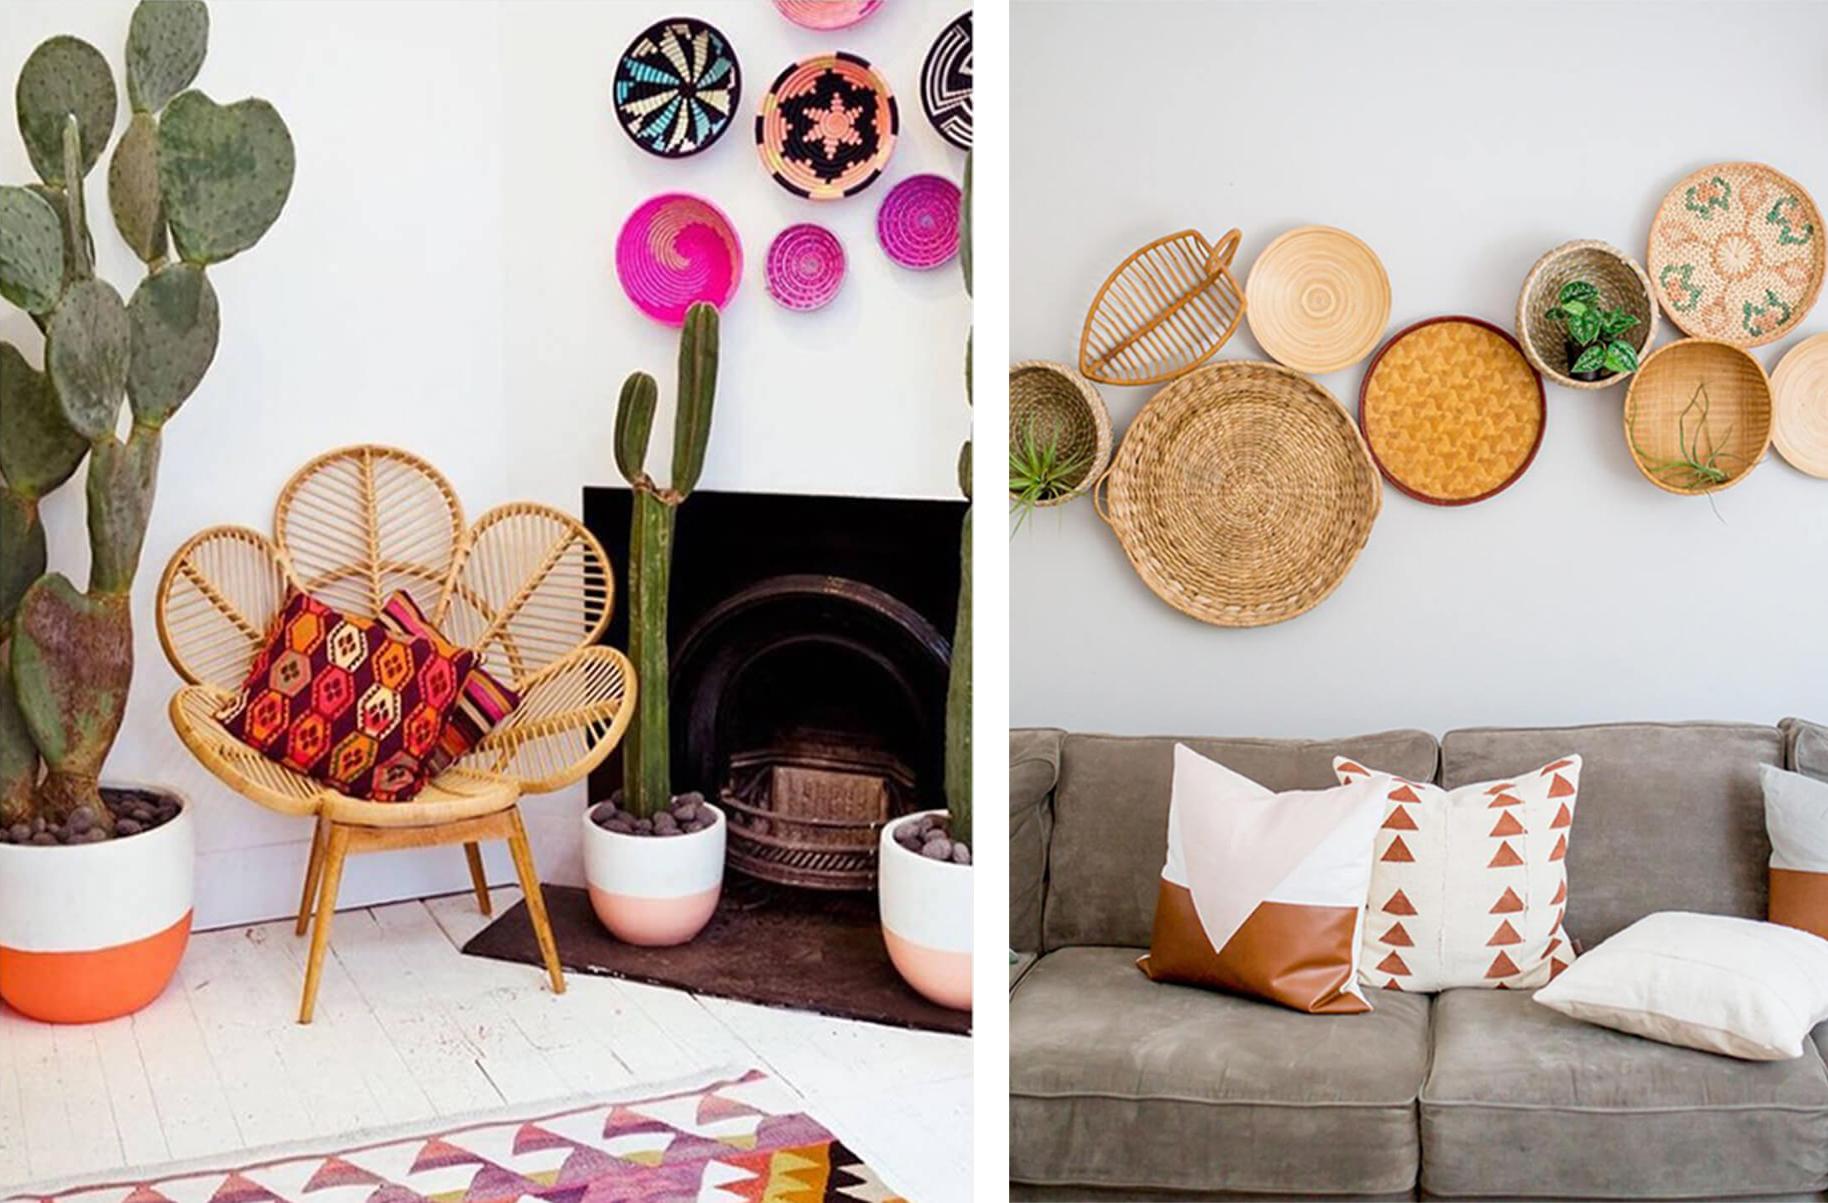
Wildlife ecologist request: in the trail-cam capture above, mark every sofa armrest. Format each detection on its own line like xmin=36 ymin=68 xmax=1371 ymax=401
xmin=1780 ymin=716 xmax=1827 ymax=781
xmin=1011 ymin=728 xmax=1063 ymax=954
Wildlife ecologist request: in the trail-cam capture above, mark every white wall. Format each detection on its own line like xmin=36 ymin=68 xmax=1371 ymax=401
xmin=1 ymin=0 xmax=969 ymax=928
xmin=1011 ymin=0 xmax=1828 ymax=740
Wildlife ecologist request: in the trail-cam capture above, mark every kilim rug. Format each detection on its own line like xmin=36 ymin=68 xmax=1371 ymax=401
xmin=4 ymin=1070 xmax=906 ymax=1203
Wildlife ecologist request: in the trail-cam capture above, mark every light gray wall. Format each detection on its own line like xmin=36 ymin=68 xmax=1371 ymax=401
xmin=1011 ymin=0 xmax=1828 ymax=739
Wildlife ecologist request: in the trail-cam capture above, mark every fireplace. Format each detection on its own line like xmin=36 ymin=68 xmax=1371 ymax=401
xmin=584 ymin=488 xmax=965 ymax=890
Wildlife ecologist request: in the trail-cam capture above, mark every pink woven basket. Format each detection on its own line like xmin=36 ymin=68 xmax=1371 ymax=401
xmin=615 ymin=193 xmax=743 ymax=326
xmin=877 ymin=174 xmax=960 ymax=270
xmin=773 ymin=0 xmax=883 ymax=30
xmin=766 ymin=224 xmax=846 ymax=311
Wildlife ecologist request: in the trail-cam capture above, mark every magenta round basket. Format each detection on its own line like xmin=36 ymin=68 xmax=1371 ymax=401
xmin=765 ymin=224 xmax=846 ymax=311
xmin=615 ymin=193 xmax=742 ymax=325
xmin=772 ymin=0 xmax=883 ymax=30
xmin=876 ymin=174 xmax=961 ymax=270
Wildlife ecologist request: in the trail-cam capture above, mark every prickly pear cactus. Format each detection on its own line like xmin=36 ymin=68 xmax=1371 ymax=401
xmin=0 ymin=0 xmax=293 ymax=834
xmin=612 ymin=303 xmax=720 ymax=820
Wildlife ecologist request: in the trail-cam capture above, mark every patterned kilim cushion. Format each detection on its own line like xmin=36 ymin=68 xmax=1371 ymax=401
xmin=378 ymin=589 xmax=521 ymax=776
xmin=218 ymin=592 xmax=475 ymax=801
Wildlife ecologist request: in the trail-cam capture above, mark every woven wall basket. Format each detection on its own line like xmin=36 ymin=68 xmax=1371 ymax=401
xmin=1008 ymin=361 xmax=1112 ymax=506
xmin=1077 ymin=229 xmax=1246 ymax=387
xmin=1516 ymin=240 xmax=1659 ymax=390
xmin=1770 ymin=332 xmax=1828 ymax=479
xmin=1623 ymin=338 xmax=1772 ymax=494
xmin=1094 ymin=361 xmax=1381 ymax=627
xmin=1246 ymin=225 xmax=1391 ymax=375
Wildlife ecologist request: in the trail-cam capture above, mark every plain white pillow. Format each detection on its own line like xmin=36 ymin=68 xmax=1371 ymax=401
xmin=1533 ymin=911 xmax=1828 ymax=1060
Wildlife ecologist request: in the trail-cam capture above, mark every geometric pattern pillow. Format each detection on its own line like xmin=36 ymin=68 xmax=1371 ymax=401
xmin=1761 ymin=763 xmax=1828 ymax=942
xmin=1138 ymin=744 xmax=1389 ymax=1015
xmin=218 ymin=591 xmax=474 ymax=802
xmin=1336 ymin=754 xmax=1582 ymax=992
xmin=378 ymin=589 xmax=521 ymax=776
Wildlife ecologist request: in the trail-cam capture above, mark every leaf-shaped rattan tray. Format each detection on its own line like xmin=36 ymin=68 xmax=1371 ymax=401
xmin=1078 ymin=229 xmax=1246 ymax=387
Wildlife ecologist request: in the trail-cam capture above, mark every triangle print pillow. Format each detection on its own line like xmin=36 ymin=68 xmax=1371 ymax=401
xmin=1335 ymin=755 xmax=1581 ymax=992
xmin=1138 ymin=744 xmax=1388 ymax=1014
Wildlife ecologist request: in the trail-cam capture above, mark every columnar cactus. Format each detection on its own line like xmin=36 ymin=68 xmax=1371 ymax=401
xmin=946 ymin=152 xmax=972 ymax=847
xmin=613 ymin=302 xmax=719 ymax=820
xmin=0 ymin=1 xmax=294 ymax=836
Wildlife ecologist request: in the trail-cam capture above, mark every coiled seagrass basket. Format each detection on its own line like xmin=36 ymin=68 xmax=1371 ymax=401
xmin=1516 ymin=240 xmax=1658 ymax=390
xmin=1009 ymin=360 xmax=1112 ymax=506
xmin=1093 ymin=361 xmax=1381 ymax=627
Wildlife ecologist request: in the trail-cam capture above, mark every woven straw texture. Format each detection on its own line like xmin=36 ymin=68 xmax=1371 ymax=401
xmin=1096 ymin=361 xmax=1380 ymax=627
xmin=755 ymin=54 xmax=897 ymax=201
xmin=1770 ymin=332 xmax=1828 ymax=478
xmin=615 ymin=193 xmax=741 ymax=326
xmin=765 ymin=223 xmax=845 ymax=311
xmin=772 ymin=0 xmax=882 ymax=30
xmin=1649 ymin=161 xmax=1823 ymax=347
xmin=920 ymin=10 xmax=972 ymax=150
xmin=612 ymin=18 xmax=740 ymax=159
xmin=1360 ymin=317 xmax=1546 ymax=506
xmin=877 ymin=173 xmax=960 ymax=270
xmin=1008 ymin=361 xmax=1112 ymax=506
xmin=1246 ymin=225 xmax=1391 ymax=374
xmin=1623 ymin=339 xmax=1772 ymax=494
xmin=1516 ymin=240 xmax=1659 ymax=390
xmin=1077 ymin=229 xmax=1246 ymax=387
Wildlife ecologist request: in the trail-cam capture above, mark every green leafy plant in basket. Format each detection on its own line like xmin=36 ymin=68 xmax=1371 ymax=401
xmin=1008 ymin=417 xmax=1092 ymax=532
xmin=1545 ymin=280 xmax=1640 ymax=382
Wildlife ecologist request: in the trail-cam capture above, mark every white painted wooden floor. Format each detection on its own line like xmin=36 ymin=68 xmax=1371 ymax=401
xmin=0 ymin=888 xmax=971 ymax=1200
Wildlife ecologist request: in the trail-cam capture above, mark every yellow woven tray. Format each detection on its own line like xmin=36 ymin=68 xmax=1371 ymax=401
xmin=1360 ymin=317 xmax=1545 ymax=506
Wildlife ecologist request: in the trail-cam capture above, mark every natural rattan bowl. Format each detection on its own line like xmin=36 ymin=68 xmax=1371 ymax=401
xmin=1094 ymin=361 xmax=1380 ymax=627
xmin=1770 ymin=333 xmax=1828 ymax=479
xmin=1246 ymin=226 xmax=1391 ymax=375
xmin=1623 ymin=339 xmax=1772 ymax=494
xmin=1516 ymin=240 xmax=1658 ymax=390
xmin=1009 ymin=361 xmax=1112 ymax=506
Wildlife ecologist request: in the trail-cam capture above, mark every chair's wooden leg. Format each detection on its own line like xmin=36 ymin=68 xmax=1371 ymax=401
xmin=463 ymin=842 xmax=492 ymax=916
xmin=295 ymin=815 xmax=328 ymax=937
xmin=300 ymin=823 xmax=351 ymax=1025
xmin=505 ymin=808 xmax=565 ymax=995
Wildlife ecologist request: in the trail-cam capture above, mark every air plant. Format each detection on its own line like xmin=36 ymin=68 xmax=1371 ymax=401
xmin=1629 ymin=381 xmax=1745 ymax=493
xmin=1008 ymin=418 xmax=1092 ymax=531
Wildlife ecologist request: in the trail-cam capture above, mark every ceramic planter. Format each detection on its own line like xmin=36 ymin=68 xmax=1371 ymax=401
xmin=583 ymin=802 xmax=725 ymax=946
xmin=878 ymin=810 xmax=972 ymax=1010
xmin=0 ymin=788 xmax=194 ymax=1023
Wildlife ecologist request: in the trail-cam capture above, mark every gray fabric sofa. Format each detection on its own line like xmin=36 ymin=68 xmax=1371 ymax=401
xmin=1010 ymin=719 xmax=1828 ymax=1201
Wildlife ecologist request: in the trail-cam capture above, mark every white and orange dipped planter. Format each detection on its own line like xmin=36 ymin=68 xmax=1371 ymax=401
xmin=582 ymin=802 xmax=725 ymax=946
xmin=879 ymin=810 xmax=972 ymax=1011
xmin=0 ymin=790 xmax=194 ymax=1024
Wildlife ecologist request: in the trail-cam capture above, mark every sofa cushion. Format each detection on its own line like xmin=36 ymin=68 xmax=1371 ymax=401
xmin=1045 ymin=729 xmax=1439 ymax=950
xmin=1010 ymin=946 xmax=1430 ymax=1197
xmin=1786 ymin=716 xmax=1828 ymax=781
xmin=1010 ymin=728 xmax=1063 ymax=954
xmin=1422 ymin=988 xmax=1828 ymax=1200
xmin=1440 ymin=722 xmax=1782 ymax=948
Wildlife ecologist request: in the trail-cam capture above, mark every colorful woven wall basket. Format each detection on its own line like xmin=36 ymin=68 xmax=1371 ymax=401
xmin=878 ymin=174 xmax=961 ymax=269
xmin=612 ymin=18 xmax=740 ymax=159
xmin=755 ymin=53 xmax=898 ymax=200
xmin=1648 ymin=161 xmax=1823 ymax=348
xmin=921 ymin=11 xmax=973 ymax=150
xmin=766 ymin=223 xmax=846 ymax=310
xmin=615 ymin=193 xmax=743 ymax=325
xmin=772 ymin=0 xmax=884 ymax=30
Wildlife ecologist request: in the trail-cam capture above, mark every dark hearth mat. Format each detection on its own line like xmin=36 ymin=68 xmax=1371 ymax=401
xmin=461 ymin=879 xmax=972 ymax=1036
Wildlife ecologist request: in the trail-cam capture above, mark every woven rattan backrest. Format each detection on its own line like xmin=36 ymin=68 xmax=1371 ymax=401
xmin=1079 ymin=229 xmax=1247 ymax=387
xmin=156 ymin=525 xmax=294 ymax=691
xmin=273 ymin=445 xmax=465 ymax=621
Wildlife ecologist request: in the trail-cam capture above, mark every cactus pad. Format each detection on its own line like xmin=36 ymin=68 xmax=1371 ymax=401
xmin=158 ymin=90 xmax=295 ymax=264
xmin=0 ymin=186 xmax=66 ymax=313
xmin=127 ymin=0 xmax=208 ymax=114
xmin=9 ymin=573 xmax=133 ymax=780
xmin=109 ymin=113 xmax=169 ymax=263
xmin=14 ymin=36 xmax=117 ymax=185
xmin=85 ymin=428 xmax=160 ymax=595
xmin=128 ymin=263 xmax=218 ymax=426
xmin=0 ymin=343 xmax=88 ymax=500
xmin=0 ymin=489 xmax=47 ymax=632
xmin=45 ymin=278 xmax=131 ymax=441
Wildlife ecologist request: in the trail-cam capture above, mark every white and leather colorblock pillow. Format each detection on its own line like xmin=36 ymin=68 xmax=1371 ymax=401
xmin=1335 ymin=754 xmax=1581 ymax=992
xmin=1534 ymin=911 xmax=1828 ymax=1060
xmin=1761 ymin=763 xmax=1828 ymax=941
xmin=1138 ymin=744 xmax=1387 ymax=1014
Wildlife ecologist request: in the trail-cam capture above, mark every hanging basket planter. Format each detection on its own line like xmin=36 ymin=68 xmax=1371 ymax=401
xmin=1008 ymin=361 xmax=1112 ymax=508
xmin=1516 ymin=240 xmax=1658 ymax=390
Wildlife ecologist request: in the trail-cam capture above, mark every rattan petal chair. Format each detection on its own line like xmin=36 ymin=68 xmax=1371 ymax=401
xmin=155 ymin=445 xmax=635 ymax=1022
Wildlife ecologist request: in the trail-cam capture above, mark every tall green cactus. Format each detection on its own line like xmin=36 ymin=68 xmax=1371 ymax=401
xmin=946 ymin=153 xmax=972 ymax=847
xmin=613 ymin=302 xmax=719 ymax=820
xmin=0 ymin=0 xmax=293 ymax=834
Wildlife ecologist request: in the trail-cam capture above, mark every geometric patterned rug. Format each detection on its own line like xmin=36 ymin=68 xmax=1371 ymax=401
xmin=5 ymin=1071 xmax=906 ymax=1203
